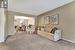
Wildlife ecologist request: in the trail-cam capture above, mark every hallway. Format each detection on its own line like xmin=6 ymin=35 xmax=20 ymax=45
xmin=0 ymin=32 xmax=75 ymax=50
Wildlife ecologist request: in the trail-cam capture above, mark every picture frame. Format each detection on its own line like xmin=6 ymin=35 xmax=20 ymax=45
xmin=50 ymin=14 xmax=59 ymax=25
xmin=44 ymin=16 xmax=50 ymax=25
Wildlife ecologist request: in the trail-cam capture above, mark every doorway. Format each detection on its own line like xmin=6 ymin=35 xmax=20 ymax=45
xmin=14 ymin=16 xmax=35 ymax=33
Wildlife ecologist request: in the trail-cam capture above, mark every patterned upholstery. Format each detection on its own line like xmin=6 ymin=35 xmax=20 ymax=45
xmin=44 ymin=23 xmax=54 ymax=32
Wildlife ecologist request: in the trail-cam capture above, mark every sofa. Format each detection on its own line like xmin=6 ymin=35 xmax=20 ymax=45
xmin=37 ymin=24 xmax=62 ymax=41
xmin=37 ymin=30 xmax=61 ymax=41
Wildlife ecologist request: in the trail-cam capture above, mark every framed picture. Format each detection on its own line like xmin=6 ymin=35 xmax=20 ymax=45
xmin=44 ymin=16 xmax=50 ymax=25
xmin=50 ymin=14 xmax=59 ymax=24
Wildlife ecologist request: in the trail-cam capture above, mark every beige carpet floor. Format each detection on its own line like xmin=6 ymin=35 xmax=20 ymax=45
xmin=0 ymin=32 xmax=75 ymax=50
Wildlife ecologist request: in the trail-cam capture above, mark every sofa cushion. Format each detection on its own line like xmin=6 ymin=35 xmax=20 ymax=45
xmin=44 ymin=24 xmax=54 ymax=32
xmin=50 ymin=27 xmax=58 ymax=34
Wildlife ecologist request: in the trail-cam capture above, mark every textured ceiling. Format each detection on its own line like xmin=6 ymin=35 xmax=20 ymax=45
xmin=8 ymin=0 xmax=74 ymax=16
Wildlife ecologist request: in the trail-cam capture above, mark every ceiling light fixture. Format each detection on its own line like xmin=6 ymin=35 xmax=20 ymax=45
xmin=1 ymin=0 xmax=8 ymax=8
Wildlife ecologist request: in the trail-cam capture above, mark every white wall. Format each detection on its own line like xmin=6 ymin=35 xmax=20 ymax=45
xmin=4 ymin=8 xmax=8 ymax=40
xmin=0 ymin=8 xmax=6 ymax=42
xmin=8 ymin=12 xmax=16 ymax=35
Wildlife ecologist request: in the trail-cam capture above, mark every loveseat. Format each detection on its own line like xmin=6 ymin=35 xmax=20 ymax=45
xmin=37 ymin=24 xmax=62 ymax=41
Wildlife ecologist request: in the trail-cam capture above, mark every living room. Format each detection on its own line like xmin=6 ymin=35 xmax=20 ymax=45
xmin=0 ymin=0 xmax=75 ymax=50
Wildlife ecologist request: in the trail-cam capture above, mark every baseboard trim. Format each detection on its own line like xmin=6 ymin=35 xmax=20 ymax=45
xmin=0 ymin=40 xmax=4 ymax=43
xmin=62 ymin=38 xmax=75 ymax=43
xmin=5 ymin=35 xmax=12 ymax=41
